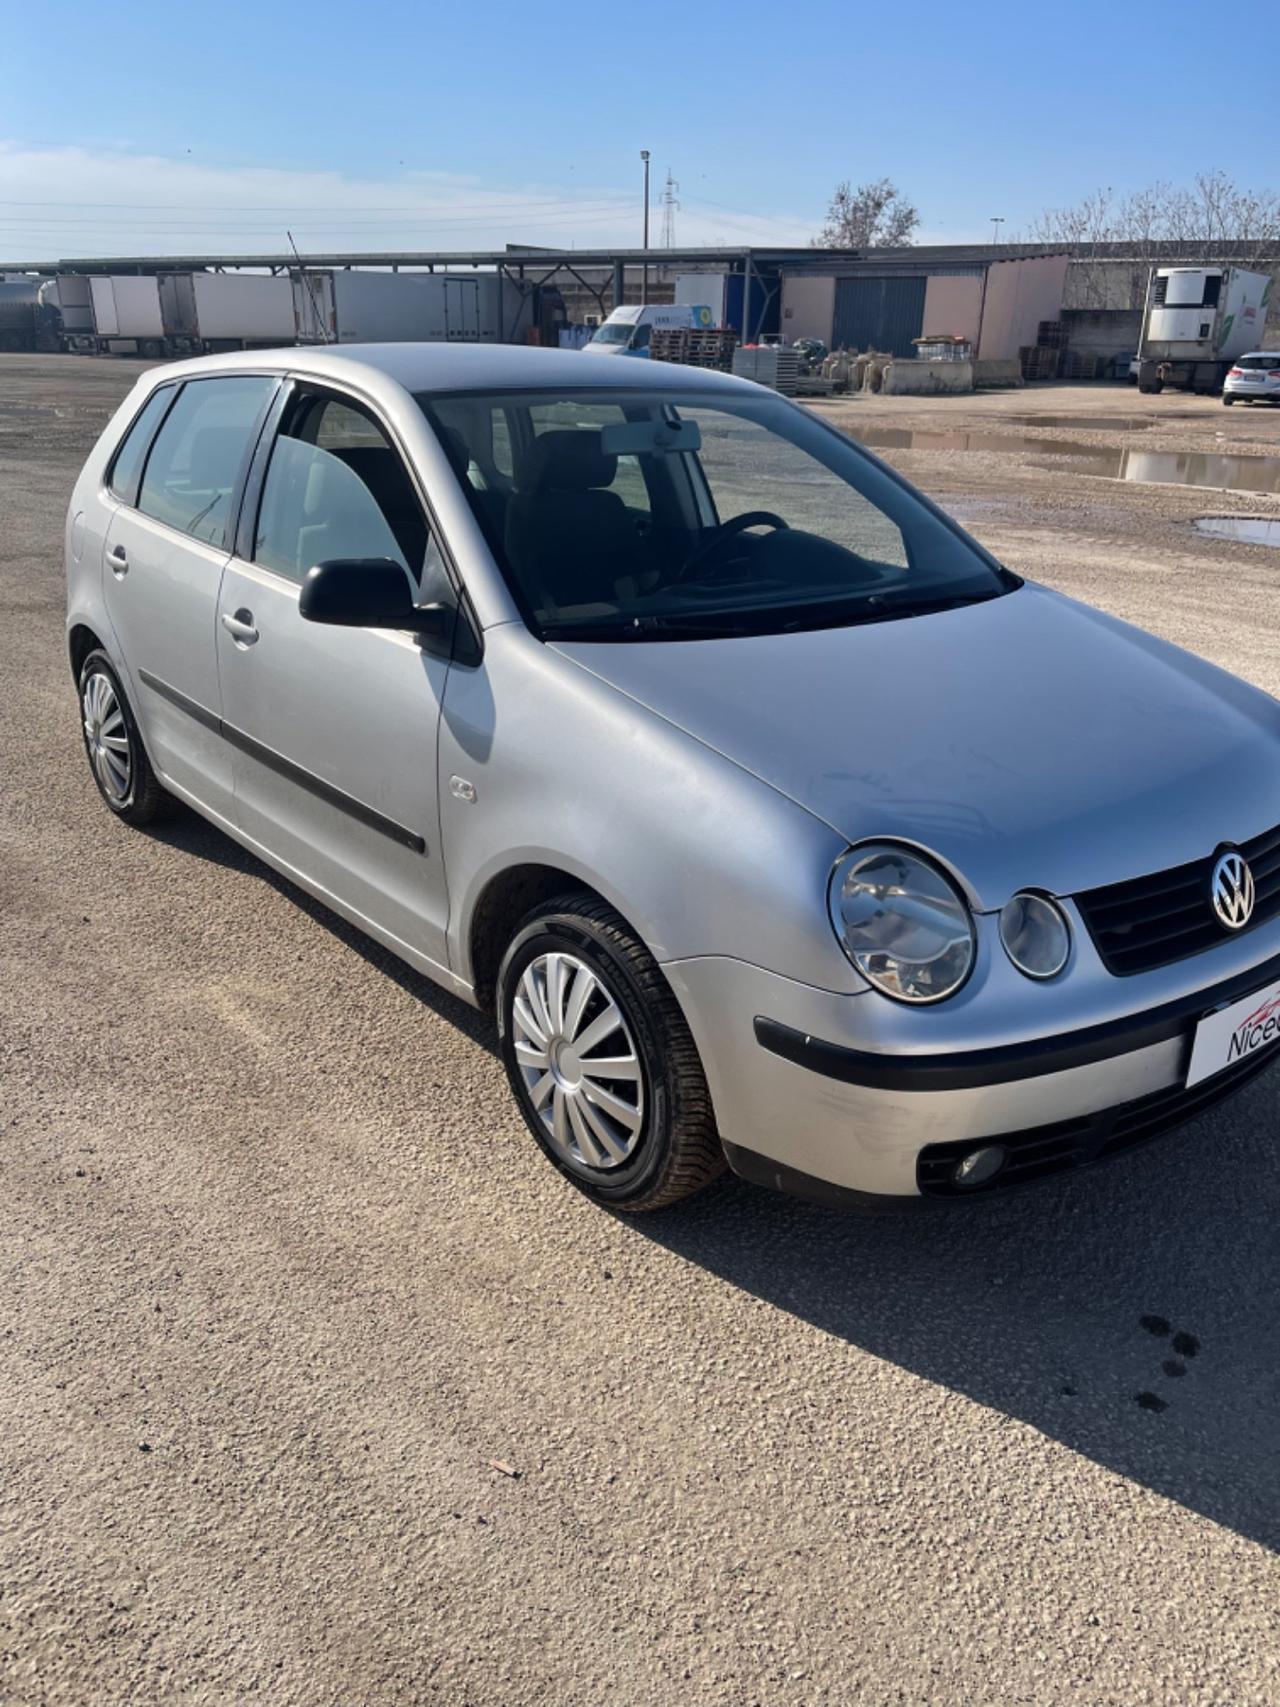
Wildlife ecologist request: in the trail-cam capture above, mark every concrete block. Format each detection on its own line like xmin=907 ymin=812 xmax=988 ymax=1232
xmin=882 ymin=359 xmax=974 ymax=395
xmin=972 ymin=357 xmax=1025 ymax=389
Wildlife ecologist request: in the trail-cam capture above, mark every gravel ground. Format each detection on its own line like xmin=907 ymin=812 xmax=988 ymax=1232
xmin=2 ymin=356 xmax=1279 ymax=1707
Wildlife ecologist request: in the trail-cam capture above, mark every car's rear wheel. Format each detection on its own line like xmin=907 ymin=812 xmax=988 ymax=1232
xmin=78 ymin=649 xmax=170 ymax=825
xmin=497 ymin=892 xmax=725 ymax=1210
xmin=1223 ymin=395 xmax=1235 ymax=405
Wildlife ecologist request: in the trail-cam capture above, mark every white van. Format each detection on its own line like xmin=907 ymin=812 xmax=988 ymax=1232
xmin=584 ymin=303 xmax=714 ymax=356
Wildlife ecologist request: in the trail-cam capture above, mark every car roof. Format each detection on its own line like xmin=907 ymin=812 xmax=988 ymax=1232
xmin=143 ymin=340 xmax=761 ymax=399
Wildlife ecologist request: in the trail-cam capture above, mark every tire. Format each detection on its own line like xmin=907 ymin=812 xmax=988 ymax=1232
xmin=497 ymin=891 xmax=725 ymax=1211
xmin=1223 ymin=395 xmax=1234 ymax=405
xmin=78 ymin=650 xmax=170 ymax=826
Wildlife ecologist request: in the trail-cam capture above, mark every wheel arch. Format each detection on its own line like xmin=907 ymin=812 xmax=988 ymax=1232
xmin=466 ymin=862 xmax=630 ymax=1013
xmin=68 ymin=622 xmax=107 ymax=682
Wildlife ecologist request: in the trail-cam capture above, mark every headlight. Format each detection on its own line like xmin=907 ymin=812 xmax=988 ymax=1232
xmin=829 ymin=842 xmax=975 ymax=1004
xmin=999 ymin=891 xmax=1070 ymax=979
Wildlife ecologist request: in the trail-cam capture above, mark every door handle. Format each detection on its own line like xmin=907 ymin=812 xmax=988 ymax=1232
xmin=221 ymin=609 xmax=259 ymax=645
xmin=107 ymin=544 xmax=128 ymax=576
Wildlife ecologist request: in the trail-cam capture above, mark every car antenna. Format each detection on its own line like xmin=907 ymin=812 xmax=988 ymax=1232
xmin=287 ymin=230 xmax=331 ymax=343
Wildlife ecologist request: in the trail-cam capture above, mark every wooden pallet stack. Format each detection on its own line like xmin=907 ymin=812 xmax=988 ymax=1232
xmin=1063 ymin=350 xmax=1105 ymax=380
xmin=1019 ymin=344 xmax=1062 ymax=380
xmin=1019 ymin=319 xmax=1071 ymax=380
xmin=649 ymin=327 xmax=739 ymax=371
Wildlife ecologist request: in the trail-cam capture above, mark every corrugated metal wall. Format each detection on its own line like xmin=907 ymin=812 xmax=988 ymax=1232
xmin=833 ymin=275 xmax=927 ymax=355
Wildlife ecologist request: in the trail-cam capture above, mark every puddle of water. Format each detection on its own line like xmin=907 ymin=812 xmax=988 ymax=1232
xmin=1194 ymin=516 xmax=1280 ymax=548
xmin=1002 ymin=414 xmax=1156 ymax=431
xmin=849 ymin=425 xmax=1280 ymax=495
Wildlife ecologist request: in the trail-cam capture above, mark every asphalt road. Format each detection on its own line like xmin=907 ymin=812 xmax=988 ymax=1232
xmin=2 ymin=356 xmax=1279 ymax=1706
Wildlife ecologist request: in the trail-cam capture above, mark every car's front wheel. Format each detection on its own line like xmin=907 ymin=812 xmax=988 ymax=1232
xmin=497 ymin=892 xmax=725 ymax=1210
xmin=78 ymin=649 xmax=169 ymax=826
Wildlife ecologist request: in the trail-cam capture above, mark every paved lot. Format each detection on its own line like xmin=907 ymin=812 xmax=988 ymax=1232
xmin=2 ymin=355 xmax=1279 ymax=1706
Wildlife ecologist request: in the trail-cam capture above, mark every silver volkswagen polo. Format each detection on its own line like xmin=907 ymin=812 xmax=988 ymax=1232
xmin=66 ymin=345 xmax=1280 ymax=1209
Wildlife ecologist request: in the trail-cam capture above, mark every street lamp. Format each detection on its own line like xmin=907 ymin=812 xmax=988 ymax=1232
xmin=641 ymin=150 xmax=651 ymax=304
xmin=990 ymin=216 xmax=1005 ymax=246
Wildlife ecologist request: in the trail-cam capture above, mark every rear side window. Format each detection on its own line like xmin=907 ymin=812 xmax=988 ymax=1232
xmin=138 ymin=376 xmax=275 ymax=547
xmin=108 ymin=385 xmax=175 ymax=503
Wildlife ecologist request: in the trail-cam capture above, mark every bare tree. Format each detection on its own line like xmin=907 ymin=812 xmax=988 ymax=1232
xmin=815 ymin=179 xmax=919 ymax=249
xmin=1025 ymin=173 xmax=1280 ymax=305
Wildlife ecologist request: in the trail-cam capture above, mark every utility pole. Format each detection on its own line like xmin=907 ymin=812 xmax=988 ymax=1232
xmin=660 ymin=167 xmax=679 ymax=248
xmin=640 ymin=150 xmax=651 ymax=304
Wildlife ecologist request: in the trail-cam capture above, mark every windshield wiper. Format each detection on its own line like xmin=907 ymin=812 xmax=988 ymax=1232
xmin=541 ymin=588 xmax=1008 ymax=644
xmin=541 ymin=614 xmax=761 ymax=642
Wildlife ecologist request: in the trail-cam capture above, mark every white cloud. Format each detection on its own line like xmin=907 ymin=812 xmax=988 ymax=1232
xmin=0 ymin=143 xmax=816 ymax=263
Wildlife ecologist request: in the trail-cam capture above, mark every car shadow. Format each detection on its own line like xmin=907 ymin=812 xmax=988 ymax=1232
xmin=631 ymin=1083 xmax=1280 ymax=1554
xmin=147 ymin=804 xmax=1280 ymax=1551
xmin=145 ymin=805 xmax=495 ymax=1052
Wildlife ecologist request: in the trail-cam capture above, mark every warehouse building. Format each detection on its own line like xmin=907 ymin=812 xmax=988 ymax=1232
xmin=4 ymin=242 xmax=1071 ymax=361
xmin=767 ymin=247 xmax=1070 ymax=360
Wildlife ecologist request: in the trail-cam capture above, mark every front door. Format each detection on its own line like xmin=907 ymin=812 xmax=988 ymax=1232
xmin=215 ymin=387 xmax=452 ymax=976
xmin=102 ymin=373 xmax=278 ymax=819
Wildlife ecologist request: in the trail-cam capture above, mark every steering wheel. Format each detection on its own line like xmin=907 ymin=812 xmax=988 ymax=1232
xmin=675 ymin=511 xmax=789 ymax=583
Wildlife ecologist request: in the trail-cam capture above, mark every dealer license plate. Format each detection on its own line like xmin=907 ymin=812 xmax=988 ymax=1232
xmin=1186 ymin=976 xmax=1280 ymax=1088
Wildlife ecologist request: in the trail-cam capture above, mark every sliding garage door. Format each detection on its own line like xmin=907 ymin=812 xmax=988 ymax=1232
xmin=833 ymin=276 xmax=927 ymax=356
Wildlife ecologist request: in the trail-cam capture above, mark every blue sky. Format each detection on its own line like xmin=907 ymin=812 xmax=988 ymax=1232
xmin=1 ymin=0 xmax=1273 ymax=260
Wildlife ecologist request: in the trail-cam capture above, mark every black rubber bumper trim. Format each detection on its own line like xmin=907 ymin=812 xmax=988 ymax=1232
xmin=722 ymin=1140 xmax=936 ymax=1212
xmin=754 ymin=945 xmax=1280 ymax=1093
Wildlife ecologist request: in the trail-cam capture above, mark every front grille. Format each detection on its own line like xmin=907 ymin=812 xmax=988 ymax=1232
xmin=1074 ymin=820 xmax=1280 ymax=976
xmin=916 ymin=1040 xmax=1280 ymax=1198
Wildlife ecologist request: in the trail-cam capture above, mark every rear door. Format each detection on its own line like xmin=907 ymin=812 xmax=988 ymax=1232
xmin=215 ymin=385 xmax=453 ymax=974
xmin=102 ymin=373 xmax=278 ymax=819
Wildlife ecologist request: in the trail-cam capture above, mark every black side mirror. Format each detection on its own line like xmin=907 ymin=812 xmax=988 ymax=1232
xmin=299 ymin=558 xmax=454 ymax=644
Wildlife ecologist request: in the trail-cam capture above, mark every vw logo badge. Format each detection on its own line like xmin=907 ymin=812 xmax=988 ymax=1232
xmin=1211 ymin=850 xmax=1255 ymax=931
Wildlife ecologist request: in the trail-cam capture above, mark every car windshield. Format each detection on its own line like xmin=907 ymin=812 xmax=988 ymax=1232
xmin=589 ymin=323 xmax=635 ymax=346
xmin=1237 ymin=355 xmax=1280 ymax=371
xmin=420 ymin=387 xmax=1016 ymax=641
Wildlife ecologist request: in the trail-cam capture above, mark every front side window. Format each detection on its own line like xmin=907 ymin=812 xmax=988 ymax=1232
xmin=137 ymin=376 xmax=275 ymax=547
xmin=423 ymin=387 xmax=1013 ymax=640
xmin=253 ymin=391 xmax=430 ymax=585
xmin=109 ymin=384 xmax=176 ymax=503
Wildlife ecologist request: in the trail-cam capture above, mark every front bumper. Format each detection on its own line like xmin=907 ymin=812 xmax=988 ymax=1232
xmin=662 ymin=917 xmax=1280 ymax=1201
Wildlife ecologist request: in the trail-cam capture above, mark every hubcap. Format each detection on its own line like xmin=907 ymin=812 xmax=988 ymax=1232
xmin=82 ymin=671 xmax=132 ymax=802
xmin=512 ymin=952 xmax=645 ymax=1171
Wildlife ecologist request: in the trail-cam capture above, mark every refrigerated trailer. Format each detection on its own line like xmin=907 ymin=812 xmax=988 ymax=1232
xmin=158 ymin=271 xmax=296 ymax=353
xmin=36 ymin=274 xmax=167 ymax=355
xmin=292 ymin=269 xmax=540 ymax=344
xmin=1137 ymin=265 xmax=1272 ymax=394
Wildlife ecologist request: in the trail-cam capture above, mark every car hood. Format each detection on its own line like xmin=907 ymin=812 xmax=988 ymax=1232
xmin=553 ymin=583 xmax=1280 ymax=909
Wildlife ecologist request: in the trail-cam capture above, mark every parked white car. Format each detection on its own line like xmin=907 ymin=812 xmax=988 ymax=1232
xmin=1222 ymin=352 xmax=1280 ymax=405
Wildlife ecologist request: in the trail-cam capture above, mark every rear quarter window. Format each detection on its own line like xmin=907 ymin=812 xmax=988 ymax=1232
xmin=108 ymin=384 xmax=176 ymax=504
xmin=137 ymin=375 xmax=276 ymax=547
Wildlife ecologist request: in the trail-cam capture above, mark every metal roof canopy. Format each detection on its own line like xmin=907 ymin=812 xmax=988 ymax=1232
xmin=4 ymin=244 xmax=861 ymax=275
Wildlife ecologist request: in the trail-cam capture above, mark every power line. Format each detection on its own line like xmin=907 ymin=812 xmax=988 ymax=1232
xmin=0 ymin=194 xmax=633 ymax=214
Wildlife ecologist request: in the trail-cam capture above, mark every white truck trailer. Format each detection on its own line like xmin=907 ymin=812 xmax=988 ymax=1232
xmin=42 ymin=275 xmax=168 ymax=356
xmin=159 ymin=271 xmax=297 ymax=354
xmin=1137 ymin=265 xmax=1272 ymax=394
xmin=293 ymin=269 xmax=537 ymax=344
